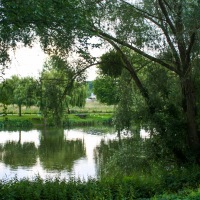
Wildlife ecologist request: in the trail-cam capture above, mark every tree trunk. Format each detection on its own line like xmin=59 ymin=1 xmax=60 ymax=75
xmin=182 ymin=77 xmax=200 ymax=161
xmin=18 ymin=103 xmax=22 ymax=117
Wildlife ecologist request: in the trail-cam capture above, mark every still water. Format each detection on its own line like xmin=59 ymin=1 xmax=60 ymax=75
xmin=0 ymin=127 xmax=119 ymax=181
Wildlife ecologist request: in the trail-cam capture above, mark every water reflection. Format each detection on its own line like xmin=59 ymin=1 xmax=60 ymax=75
xmin=0 ymin=127 xmax=117 ymax=180
xmin=2 ymin=141 xmax=37 ymax=168
xmin=39 ymin=128 xmax=86 ymax=171
xmin=94 ymin=139 xmax=121 ymax=177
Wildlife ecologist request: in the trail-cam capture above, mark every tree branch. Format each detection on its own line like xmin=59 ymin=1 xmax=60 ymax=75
xmin=184 ymin=32 xmax=196 ymax=77
xmin=186 ymin=32 xmax=196 ymax=64
xmin=121 ymin=0 xmax=166 ymax=23
xmin=121 ymin=0 xmax=181 ymax=70
xmin=160 ymin=23 xmax=181 ymax=70
xmin=91 ymin=26 xmax=181 ymax=75
xmin=158 ymin=0 xmax=177 ymax=35
xmin=163 ymin=0 xmax=173 ymax=13
xmin=100 ymin=36 xmax=157 ymax=113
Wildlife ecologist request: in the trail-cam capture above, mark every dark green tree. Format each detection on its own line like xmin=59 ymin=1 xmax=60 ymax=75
xmin=86 ymin=0 xmax=200 ymax=162
xmin=93 ymin=76 xmax=119 ymax=105
xmin=97 ymin=50 xmax=124 ymax=78
xmin=93 ymin=50 xmax=123 ymax=105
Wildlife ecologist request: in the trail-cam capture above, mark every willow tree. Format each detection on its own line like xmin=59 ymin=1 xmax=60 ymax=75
xmin=40 ymin=56 xmax=87 ymax=126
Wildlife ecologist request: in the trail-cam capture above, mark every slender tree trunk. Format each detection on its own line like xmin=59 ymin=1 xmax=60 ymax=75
xmin=181 ymin=77 xmax=200 ymax=161
xmin=18 ymin=103 xmax=22 ymax=117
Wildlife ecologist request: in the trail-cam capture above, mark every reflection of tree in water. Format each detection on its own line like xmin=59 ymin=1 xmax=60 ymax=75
xmin=95 ymin=137 xmax=149 ymax=178
xmin=94 ymin=139 xmax=120 ymax=177
xmin=2 ymin=141 xmax=37 ymax=168
xmin=39 ymin=128 xmax=86 ymax=171
xmin=0 ymin=144 xmax=4 ymax=161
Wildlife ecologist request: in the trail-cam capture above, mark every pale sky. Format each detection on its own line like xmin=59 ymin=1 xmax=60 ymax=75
xmin=5 ymin=43 xmax=47 ymax=79
xmin=4 ymin=42 xmax=100 ymax=81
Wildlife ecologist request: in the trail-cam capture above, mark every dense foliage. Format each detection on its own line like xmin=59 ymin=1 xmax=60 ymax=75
xmin=93 ymin=76 xmax=119 ymax=105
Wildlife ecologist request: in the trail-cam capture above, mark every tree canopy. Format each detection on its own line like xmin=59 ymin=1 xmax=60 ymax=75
xmin=0 ymin=76 xmax=39 ymax=116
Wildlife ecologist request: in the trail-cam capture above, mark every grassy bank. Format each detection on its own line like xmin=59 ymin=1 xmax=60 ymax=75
xmin=0 ymin=115 xmax=41 ymax=129
xmin=0 ymin=113 xmax=113 ymax=128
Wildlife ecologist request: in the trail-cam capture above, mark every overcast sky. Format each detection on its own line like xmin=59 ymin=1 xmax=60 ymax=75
xmin=4 ymin=43 xmax=47 ymax=79
xmin=4 ymin=42 xmax=99 ymax=81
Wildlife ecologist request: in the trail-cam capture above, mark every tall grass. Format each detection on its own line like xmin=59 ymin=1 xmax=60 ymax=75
xmin=0 ymin=104 xmax=40 ymax=115
xmin=1 ymin=170 xmax=200 ymax=200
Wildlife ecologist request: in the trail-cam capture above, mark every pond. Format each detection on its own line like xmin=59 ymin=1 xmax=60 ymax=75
xmin=0 ymin=127 xmax=119 ymax=181
xmin=0 ymin=127 xmax=149 ymax=181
